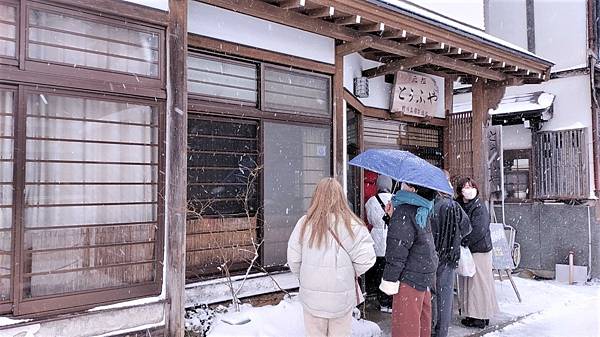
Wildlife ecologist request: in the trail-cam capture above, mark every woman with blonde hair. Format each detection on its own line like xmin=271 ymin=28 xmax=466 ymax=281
xmin=287 ymin=178 xmax=376 ymax=337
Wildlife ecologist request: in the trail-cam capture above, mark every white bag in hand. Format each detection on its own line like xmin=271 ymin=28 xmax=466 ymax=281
xmin=457 ymin=246 xmax=476 ymax=277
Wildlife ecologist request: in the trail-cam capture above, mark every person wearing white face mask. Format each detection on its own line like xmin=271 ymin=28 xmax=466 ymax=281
xmin=455 ymin=177 xmax=498 ymax=329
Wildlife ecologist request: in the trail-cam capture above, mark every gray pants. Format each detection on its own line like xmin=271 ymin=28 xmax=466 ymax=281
xmin=432 ymin=262 xmax=456 ymax=337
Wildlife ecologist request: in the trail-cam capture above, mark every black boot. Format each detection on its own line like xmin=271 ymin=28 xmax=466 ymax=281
xmin=461 ymin=317 xmax=487 ymax=329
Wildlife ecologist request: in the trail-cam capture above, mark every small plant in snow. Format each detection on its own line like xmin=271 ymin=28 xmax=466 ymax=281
xmin=184 ymin=304 xmax=224 ymax=337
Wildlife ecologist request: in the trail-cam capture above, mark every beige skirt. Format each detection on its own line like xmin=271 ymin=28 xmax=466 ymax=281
xmin=459 ymin=251 xmax=499 ymax=319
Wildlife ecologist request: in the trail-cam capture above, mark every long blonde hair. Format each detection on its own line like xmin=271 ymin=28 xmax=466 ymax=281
xmin=299 ymin=177 xmax=365 ymax=248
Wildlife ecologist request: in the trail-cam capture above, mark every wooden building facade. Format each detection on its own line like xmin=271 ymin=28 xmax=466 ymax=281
xmin=0 ymin=0 xmax=552 ymax=336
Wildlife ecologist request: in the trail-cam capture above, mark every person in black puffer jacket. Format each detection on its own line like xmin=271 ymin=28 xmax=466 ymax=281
xmin=456 ymin=177 xmax=499 ymax=329
xmin=430 ymin=171 xmax=472 ymax=337
xmin=379 ymin=182 xmax=438 ymax=337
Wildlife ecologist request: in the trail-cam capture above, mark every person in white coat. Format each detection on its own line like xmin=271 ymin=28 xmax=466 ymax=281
xmin=364 ymin=175 xmax=394 ymax=312
xmin=287 ymin=177 xmax=376 ymax=337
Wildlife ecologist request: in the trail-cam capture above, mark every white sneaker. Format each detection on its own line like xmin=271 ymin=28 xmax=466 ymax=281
xmin=379 ymin=305 xmax=392 ymax=313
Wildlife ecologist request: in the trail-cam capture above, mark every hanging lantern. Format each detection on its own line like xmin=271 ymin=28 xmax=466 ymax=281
xmin=353 ymin=77 xmax=369 ymax=98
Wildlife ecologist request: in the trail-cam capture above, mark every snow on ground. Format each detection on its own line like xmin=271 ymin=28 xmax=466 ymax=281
xmin=187 ymin=276 xmax=600 ymax=337
xmin=203 ymin=296 xmax=381 ymax=337
xmin=483 ymin=279 xmax=600 ymax=337
xmin=369 ymin=275 xmax=600 ymax=337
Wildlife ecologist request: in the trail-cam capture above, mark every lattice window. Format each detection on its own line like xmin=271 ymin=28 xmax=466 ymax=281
xmin=533 ymin=129 xmax=590 ymax=199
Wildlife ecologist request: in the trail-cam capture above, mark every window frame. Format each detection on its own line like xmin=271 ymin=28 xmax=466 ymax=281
xmin=0 ymin=84 xmax=17 ymax=315
xmin=0 ymin=0 xmax=19 ymax=66
xmin=23 ymin=1 xmax=165 ymax=90
xmin=503 ymin=149 xmax=533 ymax=203
xmin=186 ymin=52 xmax=334 ymax=282
xmin=187 ymin=51 xmax=259 ymax=107
xmin=3 ymin=86 xmax=165 ymax=317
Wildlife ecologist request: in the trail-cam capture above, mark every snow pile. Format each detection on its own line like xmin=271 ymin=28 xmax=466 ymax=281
xmin=192 ymin=296 xmax=381 ymax=337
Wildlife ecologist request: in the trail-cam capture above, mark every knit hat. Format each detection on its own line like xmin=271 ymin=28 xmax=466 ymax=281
xmin=376 ymin=175 xmax=393 ymax=193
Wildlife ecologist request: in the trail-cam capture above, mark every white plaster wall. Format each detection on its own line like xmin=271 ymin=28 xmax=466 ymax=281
xmin=122 ymin=0 xmax=168 ymax=10
xmin=454 ymin=75 xmax=595 ymax=196
xmin=485 ymin=0 xmax=528 ymax=50
xmin=534 ymin=0 xmax=588 ymax=71
xmin=188 ymin=2 xmax=335 ymax=64
xmin=502 ymin=124 xmax=532 ymax=150
xmin=343 ymin=53 xmax=392 ymax=110
xmin=407 ymin=0 xmax=485 ymax=29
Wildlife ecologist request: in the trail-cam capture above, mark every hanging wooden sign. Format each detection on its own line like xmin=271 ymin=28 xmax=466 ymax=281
xmin=390 ymin=70 xmax=442 ymax=117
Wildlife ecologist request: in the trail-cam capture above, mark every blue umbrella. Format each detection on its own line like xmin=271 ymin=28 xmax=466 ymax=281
xmin=349 ymin=149 xmax=453 ymax=195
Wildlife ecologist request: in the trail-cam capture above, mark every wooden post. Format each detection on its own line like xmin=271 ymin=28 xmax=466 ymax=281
xmin=166 ymin=1 xmax=187 ymax=336
xmin=471 ymin=78 xmax=488 ymax=201
xmin=333 ymin=50 xmax=345 ymax=184
xmin=443 ymin=77 xmax=453 ymax=171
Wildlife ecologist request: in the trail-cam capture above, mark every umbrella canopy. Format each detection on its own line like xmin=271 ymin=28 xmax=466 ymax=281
xmin=349 ymin=149 xmax=453 ymax=195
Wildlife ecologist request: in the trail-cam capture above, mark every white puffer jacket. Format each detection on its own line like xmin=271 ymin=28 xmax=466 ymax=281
xmin=365 ymin=192 xmax=393 ymax=257
xmin=287 ymin=215 xmax=376 ymax=319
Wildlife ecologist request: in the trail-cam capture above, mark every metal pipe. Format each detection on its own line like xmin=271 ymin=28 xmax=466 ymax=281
xmin=588 ymin=206 xmax=593 ymax=280
xmin=568 ymin=251 xmax=574 ymax=285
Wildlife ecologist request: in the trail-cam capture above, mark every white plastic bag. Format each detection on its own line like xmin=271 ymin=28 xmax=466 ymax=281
xmin=457 ymin=246 xmax=476 ymax=277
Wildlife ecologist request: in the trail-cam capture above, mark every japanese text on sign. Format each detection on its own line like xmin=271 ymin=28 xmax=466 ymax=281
xmin=390 ymin=71 xmax=441 ymax=117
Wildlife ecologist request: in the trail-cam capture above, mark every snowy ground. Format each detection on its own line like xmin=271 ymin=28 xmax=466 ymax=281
xmin=482 ymin=278 xmax=600 ymax=337
xmin=370 ymin=275 xmax=600 ymax=337
xmin=186 ymin=275 xmax=600 ymax=337
xmin=192 ymin=296 xmax=381 ymax=337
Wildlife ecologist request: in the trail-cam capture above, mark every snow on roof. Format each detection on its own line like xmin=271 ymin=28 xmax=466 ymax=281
xmin=370 ymin=0 xmax=553 ymax=66
xmin=453 ymin=91 xmax=556 ymax=115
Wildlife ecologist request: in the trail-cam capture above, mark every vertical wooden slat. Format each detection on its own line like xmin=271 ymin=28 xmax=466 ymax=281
xmin=443 ymin=78 xmax=453 ymax=170
xmin=333 ymin=51 xmax=344 ymax=182
xmin=167 ymin=0 xmax=187 ymax=336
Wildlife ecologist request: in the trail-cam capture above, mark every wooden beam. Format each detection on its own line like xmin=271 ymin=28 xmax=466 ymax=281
xmin=343 ymin=89 xmax=448 ymax=127
xmin=425 ymin=42 xmax=447 ymax=50
xmin=427 ymin=52 xmax=507 ymax=81
xmin=471 ymin=78 xmax=487 ymax=201
xmin=188 ymin=34 xmax=336 ymax=74
xmin=307 ymin=6 xmax=334 ymax=18
xmin=358 ymin=22 xmax=385 ymax=32
xmin=335 ymin=15 xmax=361 ymax=25
xmin=336 ymin=35 xmax=374 ymax=56
xmin=334 ymin=49 xmax=344 ymax=183
xmin=382 ymin=29 xmax=407 ymax=39
xmin=198 ymin=0 xmax=510 ymax=81
xmin=167 ymin=0 xmax=187 ymax=336
xmin=362 ymin=54 xmax=433 ymax=78
xmin=279 ymin=0 xmax=305 ymax=9
xmin=443 ymin=77 xmax=453 ymax=170
xmin=403 ymin=36 xmax=427 ymax=45
xmin=305 ymin=0 xmax=551 ymax=75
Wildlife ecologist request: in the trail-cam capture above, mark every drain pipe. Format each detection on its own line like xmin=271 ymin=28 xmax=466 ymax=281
xmin=588 ymin=206 xmax=593 ymax=280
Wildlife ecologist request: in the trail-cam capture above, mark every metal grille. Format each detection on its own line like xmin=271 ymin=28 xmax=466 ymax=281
xmin=533 ymin=129 xmax=590 ymax=199
xmin=22 ymin=92 xmax=160 ymax=299
xmin=263 ymin=65 xmax=331 ymax=117
xmin=448 ymin=112 xmax=473 ymax=180
xmin=28 ymin=6 xmax=160 ymax=78
xmin=187 ymin=53 xmax=258 ymax=105
xmin=363 ymin=117 xmax=443 ymax=167
xmin=186 ymin=117 xmax=258 ymax=280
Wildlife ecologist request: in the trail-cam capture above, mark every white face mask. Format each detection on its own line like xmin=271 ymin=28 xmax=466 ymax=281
xmin=401 ymin=182 xmax=416 ymax=193
xmin=462 ymin=187 xmax=477 ymax=200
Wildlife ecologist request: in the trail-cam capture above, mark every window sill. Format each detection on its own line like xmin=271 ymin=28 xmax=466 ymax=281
xmin=185 ymin=271 xmax=299 ymax=308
